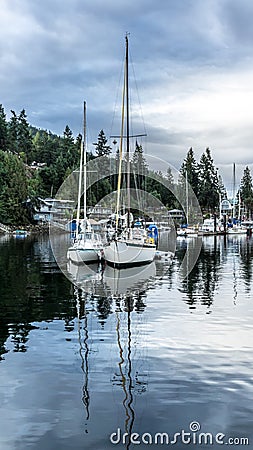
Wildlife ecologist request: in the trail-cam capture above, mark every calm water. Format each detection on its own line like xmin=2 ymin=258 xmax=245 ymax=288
xmin=0 ymin=233 xmax=253 ymax=449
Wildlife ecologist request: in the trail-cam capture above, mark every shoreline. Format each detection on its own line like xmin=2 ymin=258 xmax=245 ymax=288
xmin=0 ymin=223 xmax=50 ymax=235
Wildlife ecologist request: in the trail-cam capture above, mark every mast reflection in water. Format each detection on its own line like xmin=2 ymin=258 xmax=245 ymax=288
xmin=0 ymin=233 xmax=253 ymax=449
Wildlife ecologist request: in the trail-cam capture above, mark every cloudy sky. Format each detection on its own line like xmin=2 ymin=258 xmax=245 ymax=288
xmin=1 ymin=0 xmax=253 ymax=192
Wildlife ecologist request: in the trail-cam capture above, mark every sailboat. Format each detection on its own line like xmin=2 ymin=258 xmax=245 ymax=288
xmin=67 ymin=102 xmax=103 ymax=264
xmin=177 ymin=172 xmax=198 ymax=237
xmin=103 ymin=36 xmax=156 ymax=267
xmin=227 ymin=163 xmax=247 ymax=235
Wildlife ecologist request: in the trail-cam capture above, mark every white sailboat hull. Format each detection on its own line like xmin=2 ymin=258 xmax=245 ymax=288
xmin=67 ymin=240 xmax=102 ymax=264
xmin=103 ymin=239 xmax=156 ymax=267
xmin=227 ymin=227 xmax=247 ymax=235
xmin=177 ymin=228 xmax=198 ymax=237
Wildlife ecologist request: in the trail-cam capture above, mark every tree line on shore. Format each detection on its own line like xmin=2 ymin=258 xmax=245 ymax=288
xmin=0 ymin=104 xmax=253 ymax=225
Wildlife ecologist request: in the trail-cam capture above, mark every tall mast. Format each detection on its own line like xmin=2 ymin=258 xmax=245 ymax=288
xmin=232 ymin=162 xmax=236 ymax=219
xmin=112 ymin=35 xmax=147 ymax=232
xmin=185 ymin=171 xmax=189 ymax=224
xmin=115 ymin=52 xmax=126 ymax=231
xmin=76 ymin=112 xmax=84 ymax=241
xmin=125 ymin=34 xmax=131 ymax=231
xmin=83 ymin=101 xmax=87 ymax=221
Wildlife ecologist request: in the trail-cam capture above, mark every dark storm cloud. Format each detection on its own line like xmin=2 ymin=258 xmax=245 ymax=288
xmin=1 ymin=0 xmax=253 ymax=188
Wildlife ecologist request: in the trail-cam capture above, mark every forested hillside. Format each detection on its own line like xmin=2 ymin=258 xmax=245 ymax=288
xmin=0 ymin=104 xmax=252 ymax=225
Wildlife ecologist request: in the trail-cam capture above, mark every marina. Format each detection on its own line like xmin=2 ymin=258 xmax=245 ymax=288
xmin=1 ymin=6 xmax=253 ymax=449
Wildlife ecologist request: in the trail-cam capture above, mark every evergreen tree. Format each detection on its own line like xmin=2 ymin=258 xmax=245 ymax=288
xmin=90 ymin=130 xmax=112 ymax=204
xmin=218 ymin=174 xmax=227 ymax=200
xmin=131 ymin=141 xmax=148 ymax=190
xmin=178 ymin=148 xmax=199 ymax=220
xmin=165 ymin=167 xmax=176 ymax=208
xmin=93 ymin=130 xmax=111 ymax=157
xmin=17 ymin=109 xmax=33 ymax=162
xmin=146 ymin=171 xmax=163 ymax=202
xmin=7 ymin=110 xmax=19 ymax=154
xmin=61 ymin=125 xmax=79 ymax=169
xmin=33 ymin=130 xmax=61 ymax=166
xmin=131 ymin=141 xmax=148 ymax=173
xmin=198 ymin=148 xmax=220 ymax=212
xmin=38 ymin=166 xmax=56 ymax=197
xmin=0 ymin=150 xmax=28 ymax=224
xmin=180 ymin=148 xmax=199 ymax=196
xmin=0 ymin=104 xmax=8 ymax=151
xmin=240 ymin=166 xmax=253 ymax=218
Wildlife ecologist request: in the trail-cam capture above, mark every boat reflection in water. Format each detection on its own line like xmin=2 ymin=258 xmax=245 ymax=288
xmin=75 ymin=288 xmax=90 ymax=434
xmin=67 ymin=260 xmax=102 ymax=290
xmin=68 ymin=256 xmax=172 ymax=446
xmin=102 ymin=262 xmax=156 ymax=297
xmin=67 ymin=257 xmax=172 ymax=298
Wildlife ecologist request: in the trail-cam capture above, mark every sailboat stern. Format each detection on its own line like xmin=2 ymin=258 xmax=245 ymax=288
xmin=103 ymin=239 xmax=156 ymax=267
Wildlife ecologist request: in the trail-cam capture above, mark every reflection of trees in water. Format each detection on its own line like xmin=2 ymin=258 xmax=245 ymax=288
xmin=96 ymin=295 xmax=114 ymax=326
xmin=238 ymin=237 xmax=253 ymax=291
xmin=10 ymin=323 xmax=39 ymax=353
xmin=177 ymin=237 xmax=223 ymax=308
xmin=0 ymin=234 xmax=153 ymax=360
xmin=86 ymin=289 xmax=148 ymax=326
xmin=0 ymin=237 xmax=75 ymax=359
xmin=2 ymin=233 xmax=252 ymax=362
xmin=177 ymin=235 xmax=253 ymax=308
xmin=222 ymin=235 xmax=253 ymax=296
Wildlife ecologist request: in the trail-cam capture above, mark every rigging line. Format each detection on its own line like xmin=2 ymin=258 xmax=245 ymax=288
xmin=133 ymin=169 xmax=142 ymax=214
xmin=129 ymin=48 xmax=147 ymax=139
xmin=115 ymin=54 xmax=126 ymax=231
xmin=109 ymin=56 xmax=125 ymax=149
xmin=76 ymin=133 xmax=83 ymax=241
xmin=126 ymin=34 xmax=131 ymax=233
xmin=110 ymin=133 xmax=146 ymax=138
xmin=83 ymin=101 xmax=87 ymax=222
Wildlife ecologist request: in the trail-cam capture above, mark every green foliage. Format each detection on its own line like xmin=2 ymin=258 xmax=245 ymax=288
xmin=0 ymin=151 xmax=28 ymax=224
xmin=131 ymin=141 xmax=148 ymax=190
xmin=17 ymin=109 xmax=33 ymax=161
xmin=198 ymin=148 xmax=220 ymax=212
xmin=240 ymin=166 xmax=253 ymax=217
xmin=8 ymin=110 xmax=19 ymax=154
xmin=180 ymin=147 xmax=199 ymax=196
xmin=218 ymin=175 xmax=227 ymax=200
xmin=146 ymin=171 xmax=167 ymax=205
xmin=32 ymin=129 xmax=61 ymax=165
xmin=0 ymin=104 xmax=8 ymax=151
xmin=165 ymin=167 xmax=176 ymax=207
xmin=93 ymin=129 xmax=112 ymax=157
xmin=0 ymin=104 xmax=234 ymax=225
xmin=0 ymin=105 xmax=85 ymax=223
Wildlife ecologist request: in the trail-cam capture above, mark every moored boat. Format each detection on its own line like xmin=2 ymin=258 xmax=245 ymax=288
xmin=103 ymin=36 xmax=156 ymax=267
xmin=67 ymin=102 xmax=103 ymax=264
